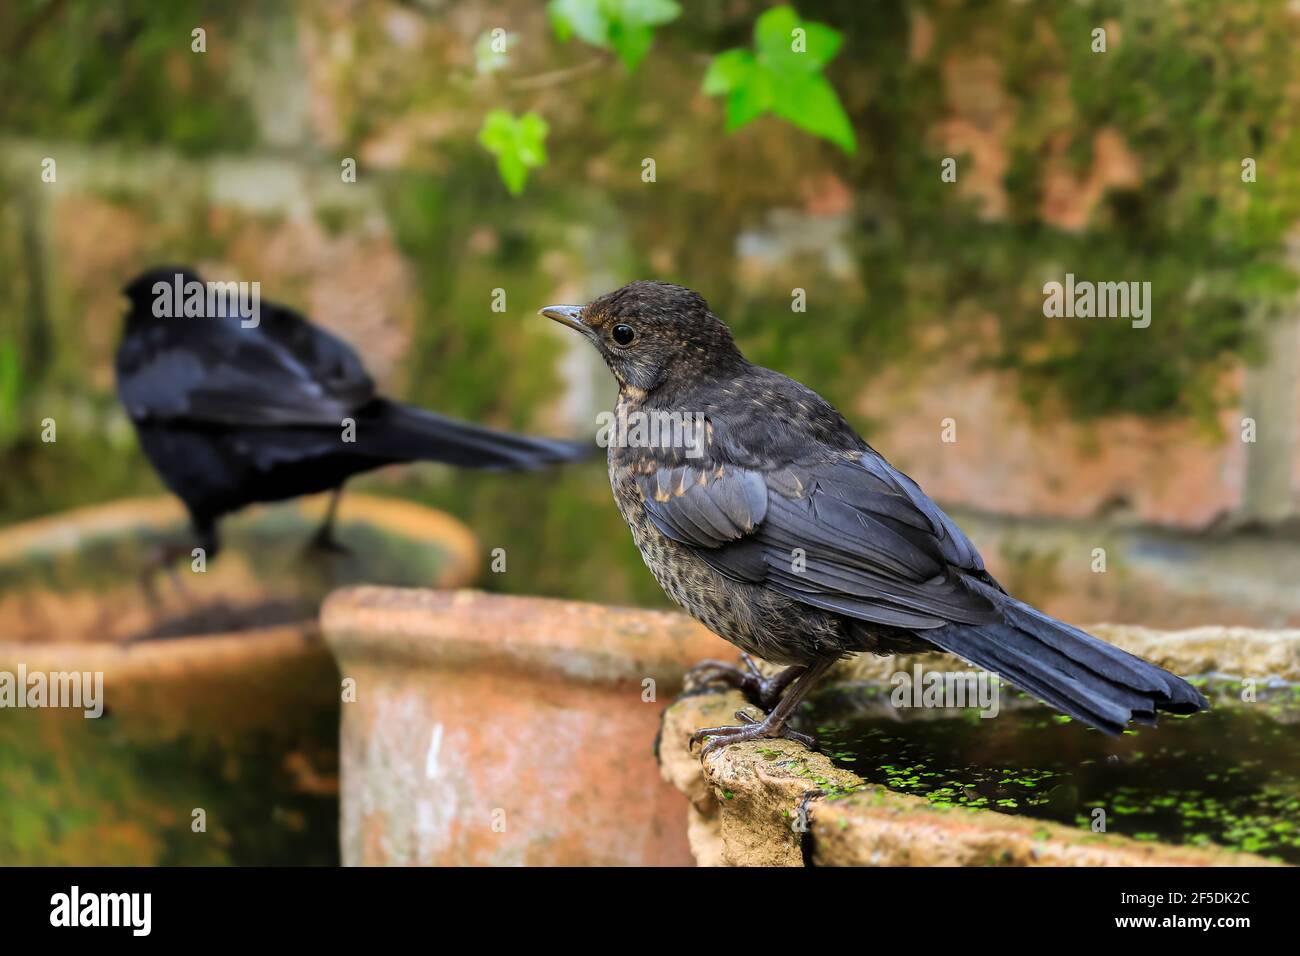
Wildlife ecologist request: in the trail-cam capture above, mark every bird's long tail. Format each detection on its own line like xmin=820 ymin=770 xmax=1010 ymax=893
xmin=359 ymin=399 xmax=591 ymax=470
xmin=925 ymin=577 xmax=1208 ymax=734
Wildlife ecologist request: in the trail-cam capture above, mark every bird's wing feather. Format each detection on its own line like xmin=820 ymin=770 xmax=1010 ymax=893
xmin=857 ymin=446 xmax=985 ymax=571
xmin=639 ymin=464 xmax=768 ymax=546
xmin=636 ymin=454 xmax=999 ymax=629
xmin=117 ymin=301 xmax=374 ymax=426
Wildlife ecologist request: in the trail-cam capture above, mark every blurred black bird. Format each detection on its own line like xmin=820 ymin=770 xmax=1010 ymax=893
xmin=117 ymin=265 xmax=586 ymax=562
xmin=543 ymin=281 xmax=1208 ymax=756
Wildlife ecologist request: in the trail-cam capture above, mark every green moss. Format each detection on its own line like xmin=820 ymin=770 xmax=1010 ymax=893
xmin=910 ymin=0 xmax=1300 ymax=420
xmin=0 ymin=1 xmax=258 ymax=154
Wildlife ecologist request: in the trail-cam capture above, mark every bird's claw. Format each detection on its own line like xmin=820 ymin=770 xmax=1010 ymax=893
xmin=689 ymin=707 xmax=816 ymax=759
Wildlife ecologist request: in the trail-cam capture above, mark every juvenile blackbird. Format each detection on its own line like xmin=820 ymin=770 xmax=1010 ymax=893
xmin=118 ymin=265 xmax=586 ymax=561
xmin=543 ymin=281 xmax=1208 ymax=756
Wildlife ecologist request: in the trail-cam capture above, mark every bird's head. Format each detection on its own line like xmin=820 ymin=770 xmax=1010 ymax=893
xmin=121 ymin=265 xmax=205 ymax=316
xmin=541 ymin=280 xmax=744 ymax=395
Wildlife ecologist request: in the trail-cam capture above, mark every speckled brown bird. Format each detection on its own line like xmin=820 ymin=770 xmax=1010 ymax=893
xmin=543 ymin=281 xmax=1208 ymax=756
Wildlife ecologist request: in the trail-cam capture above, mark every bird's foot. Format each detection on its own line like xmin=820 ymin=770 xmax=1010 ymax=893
xmin=685 ymin=656 xmax=762 ymax=701
xmin=690 ymin=708 xmax=816 ymax=759
xmin=685 ymin=654 xmax=800 ymax=710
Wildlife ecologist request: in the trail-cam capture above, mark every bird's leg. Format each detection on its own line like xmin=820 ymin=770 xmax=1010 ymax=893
xmin=690 ymin=656 xmax=837 ymax=758
xmin=139 ymin=518 xmax=217 ymax=606
xmin=139 ymin=541 xmax=191 ymax=607
xmin=306 ymin=486 xmax=348 ymax=553
xmin=685 ymin=654 xmax=807 ymax=710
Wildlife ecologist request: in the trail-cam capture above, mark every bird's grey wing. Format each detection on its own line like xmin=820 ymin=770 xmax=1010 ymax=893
xmin=856 ymin=445 xmax=985 ymax=572
xmin=117 ymin=302 xmax=374 ymax=427
xmin=636 ymin=455 xmax=999 ymax=630
xmin=253 ymin=301 xmax=375 ymax=404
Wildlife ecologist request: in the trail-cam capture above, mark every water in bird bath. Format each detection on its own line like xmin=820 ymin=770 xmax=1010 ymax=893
xmin=802 ymin=677 xmax=1300 ymax=864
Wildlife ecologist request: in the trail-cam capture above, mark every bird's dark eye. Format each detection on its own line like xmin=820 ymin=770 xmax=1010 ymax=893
xmin=611 ymin=324 xmax=636 ymax=346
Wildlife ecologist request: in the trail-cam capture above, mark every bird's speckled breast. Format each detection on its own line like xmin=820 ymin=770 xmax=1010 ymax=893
xmin=605 ymin=397 xmax=857 ymax=666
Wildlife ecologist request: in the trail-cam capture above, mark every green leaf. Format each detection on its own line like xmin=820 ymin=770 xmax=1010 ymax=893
xmin=608 ymin=21 xmax=655 ymax=69
xmin=756 ymin=7 xmax=841 ymax=72
xmin=515 ymin=112 xmax=550 ymax=166
xmin=754 ymin=4 xmax=804 ymax=69
xmin=548 ymin=0 xmax=608 ymax=45
xmin=726 ymin=69 xmax=773 ymax=130
xmin=548 ymin=0 xmax=680 ymax=68
xmin=798 ymin=23 xmax=843 ymax=70
xmin=620 ymin=0 xmax=680 ymax=27
xmin=478 ymin=110 xmax=550 ymax=195
xmin=700 ymin=5 xmax=855 ymax=153
xmin=702 ymin=48 xmax=754 ymax=95
xmin=772 ymin=72 xmax=856 ymax=154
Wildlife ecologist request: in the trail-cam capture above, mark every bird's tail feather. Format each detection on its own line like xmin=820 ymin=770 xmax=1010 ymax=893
xmin=361 ymin=400 xmax=590 ymax=470
xmin=925 ymin=578 xmax=1208 ymax=734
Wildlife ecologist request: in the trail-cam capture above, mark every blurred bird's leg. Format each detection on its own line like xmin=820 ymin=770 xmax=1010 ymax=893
xmin=306 ymin=486 xmax=349 ymax=554
xmin=139 ymin=543 xmax=187 ymax=607
xmin=685 ymin=654 xmax=807 ymax=710
xmin=690 ymin=656 xmax=836 ymax=758
xmin=139 ymin=517 xmax=216 ymax=606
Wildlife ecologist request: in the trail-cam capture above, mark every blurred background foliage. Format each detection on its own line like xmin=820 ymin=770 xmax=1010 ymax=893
xmin=2 ymin=0 xmax=1300 ymax=608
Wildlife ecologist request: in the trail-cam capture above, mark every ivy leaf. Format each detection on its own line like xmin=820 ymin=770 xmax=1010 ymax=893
xmin=754 ymin=5 xmax=805 ymax=72
xmin=702 ymin=4 xmax=856 ymax=153
xmin=702 ymin=48 xmax=754 ymax=96
xmin=771 ymin=72 xmax=856 ymax=154
xmin=606 ymin=21 xmax=654 ymax=70
xmin=548 ymin=0 xmax=609 ymax=46
xmin=796 ymin=23 xmax=843 ymax=69
xmin=728 ymin=68 xmax=772 ymax=130
xmin=548 ymin=0 xmax=681 ymax=69
xmin=478 ymin=110 xmax=549 ymax=195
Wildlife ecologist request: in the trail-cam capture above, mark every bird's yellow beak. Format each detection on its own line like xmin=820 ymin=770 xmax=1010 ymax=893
xmin=540 ymin=304 xmax=588 ymax=335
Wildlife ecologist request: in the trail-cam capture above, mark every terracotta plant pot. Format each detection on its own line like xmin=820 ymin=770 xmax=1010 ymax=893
xmin=320 ymin=587 xmax=730 ymax=866
xmin=0 ymin=494 xmax=478 ymax=865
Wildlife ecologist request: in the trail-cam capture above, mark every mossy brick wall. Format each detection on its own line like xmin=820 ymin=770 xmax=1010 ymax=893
xmin=2 ymin=0 xmax=1300 ymax=609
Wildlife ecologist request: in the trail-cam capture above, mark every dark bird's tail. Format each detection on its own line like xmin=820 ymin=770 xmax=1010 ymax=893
xmin=926 ymin=577 xmax=1208 ymax=734
xmin=360 ymin=400 xmax=591 ymax=470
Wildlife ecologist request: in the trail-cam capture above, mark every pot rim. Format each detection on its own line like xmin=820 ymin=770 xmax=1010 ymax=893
xmin=321 ymin=587 xmax=728 ymax=685
xmin=0 ymin=493 xmax=481 ymax=659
